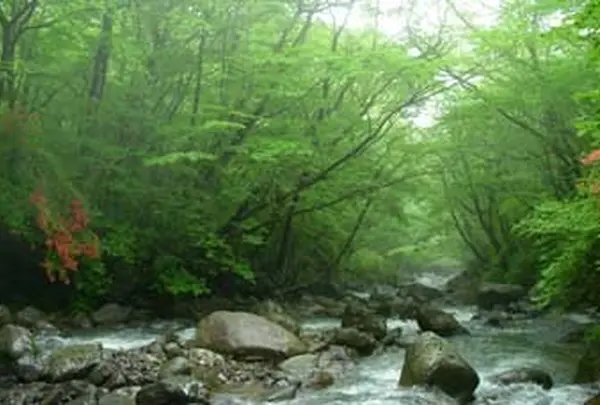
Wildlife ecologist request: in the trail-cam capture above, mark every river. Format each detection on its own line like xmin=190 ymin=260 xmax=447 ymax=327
xmin=36 ymin=274 xmax=600 ymax=404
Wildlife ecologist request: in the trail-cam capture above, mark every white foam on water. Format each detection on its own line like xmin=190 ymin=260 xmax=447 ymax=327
xmin=29 ymin=283 xmax=599 ymax=405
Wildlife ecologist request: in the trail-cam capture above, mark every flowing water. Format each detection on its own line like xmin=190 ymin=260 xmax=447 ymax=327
xmin=35 ymin=273 xmax=600 ymax=404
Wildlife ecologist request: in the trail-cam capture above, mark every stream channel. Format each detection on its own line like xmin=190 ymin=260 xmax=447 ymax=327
xmin=35 ymin=273 xmax=600 ymax=405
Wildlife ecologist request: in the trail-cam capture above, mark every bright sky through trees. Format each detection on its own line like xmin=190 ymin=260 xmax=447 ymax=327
xmin=320 ymin=0 xmax=502 ymax=128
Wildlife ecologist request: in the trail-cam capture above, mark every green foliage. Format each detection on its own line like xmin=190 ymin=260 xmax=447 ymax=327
xmin=5 ymin=0 xmax=600 ymax=311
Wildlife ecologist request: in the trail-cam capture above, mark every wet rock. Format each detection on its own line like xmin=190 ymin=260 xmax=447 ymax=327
xmin=135 ymin=377 xmax=209 ymax=405
xmin=399 ymin=331 xmax=479 ymax=404
xmin=0 ymin=305 xmax=12 ymax=326
xmin=99 ymin=392 xmax=136 ymax=405
xmin=490 ymin=367 xmax=553 ymax=389
xmin=13 ymin=351 xmax=46 ymax=382
xmin=278 ymin=345 xmax=352 ymax=389
xmin=340 ymin=301 xmax=387 ymax=340
xmin=65 ymin=387 xmax=99 ymax=405
xmin=98 ymin=386 xmax=139 ymax=405
xmin=278 ymin=353 xmax=317 ymax=381
xmin=279 ymin=353 xmax=335 ymax=389
xmin=397 ymin=282 xmax=444 ymax=303
xmin=559 ymin=325 xmax=588 ymax=343
xmin=381 ymin=327 xmax=407 ymax=348
xmin=574 ymin=340 xmax=600 ymax=383
xmin=188 ymin=347 xmax=227 ymax=368
xmin=92 ymin=303 xmax=133 ymax=326
xmin=159 ymin=356 xmax=191 ymax=378
xmin=304 ymin=370 xmax=334 ymax=389
xmin=46 ymin=343 xmax=104 ymax=382
xmin=72 ymin=313 xmax=93 ymax=329
xmin=368 ymin=289 xmax=418 ymax=319
xmin=0 ymin=380 xmax=98 ymax=405
xmin=307 ymin=296 xmax=346 ymax=317
xmin=444 ymin=270 xmax=481 ymax=304
xmin=299 ymin=329 xmax=332 ymax=353
xmin=0 ymin=324 xmax=33 ymax=360
xmin=331 ymin=327 xmax=377 ymax=356
xmin=472 ymin=310 xmax=515 ymax=327
xmin=195 ymin=311 xmax=306 ymax=360
xmin=265 ymin=380 xmax=301 ymax=402
xmin=477 ymin=283 xmax=526 ymax=310
xmin=87 ymin=349 xmax=162 ymax=389
xmin=14 ymin=306 xmax=47 ymax=329
xmin=416 ymin=306 xmax=469 ymax=337
xmin=315 ymin=345 xmax=354 ymax=376
xmin=585 ymin=393 xmax=600 ymax=405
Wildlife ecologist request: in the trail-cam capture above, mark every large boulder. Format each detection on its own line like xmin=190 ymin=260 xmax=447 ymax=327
xmin=416 ymin=306 xmax=469 ymax=337
xmin=476 ymin=283 xmax=526 ymax=310
xmin=399 ymin=331 xmax=479 ymax=404
xmin=195 ymin=311 xmax=306 ymax=360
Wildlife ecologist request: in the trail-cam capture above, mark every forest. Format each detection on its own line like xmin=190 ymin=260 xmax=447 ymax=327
xmin=0 ymin=0 xmax=598 ymax=314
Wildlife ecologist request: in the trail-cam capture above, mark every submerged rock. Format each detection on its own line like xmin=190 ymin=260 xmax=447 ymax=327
xmin=490 ymin=367 xmax=553 ymax=389
xmin=265 ymin=380 xmax=301 ymax=402
xmin=399 ymin=331 xmax=479 ymax=404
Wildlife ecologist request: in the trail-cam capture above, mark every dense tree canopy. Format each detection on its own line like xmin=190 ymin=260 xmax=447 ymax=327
xmin=1 ymin=0 xmax=599 ymax=312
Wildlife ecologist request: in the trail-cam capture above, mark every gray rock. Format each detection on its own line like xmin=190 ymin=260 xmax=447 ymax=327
xmin=135 ymin=377 xmax=209 ymax=405
xmin=491 ymin=367 xmax=553 ymax=389
xmin=45 ymin=343 xmax=104 ymax=382
xmin=477 ymin=283 xmax=526 ymax=310
xmin=195 ymin=311 xmax=306 ymax=360
xmin=399 ymin=331 xmax=479 ymax=404
xmin=92 ymin=303 xmax=133 ymax=326
xmin=331 ymin=327 xmax=377 ymax=355
xmin=416 ymin=306 xmax=469 ymax=337
xmin=0 ymin=324 xmax=33 ymax=360
xmin=0 ymin=305 xmax=12 ymax=326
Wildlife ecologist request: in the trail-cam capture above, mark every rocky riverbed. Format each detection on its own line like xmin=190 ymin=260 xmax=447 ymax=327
xmin=0 ymin=273 xmax=599 ymax=405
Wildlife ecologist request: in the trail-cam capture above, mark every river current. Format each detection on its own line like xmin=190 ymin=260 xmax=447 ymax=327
xmin=35 ymin=273 xmax=600 ymax=405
